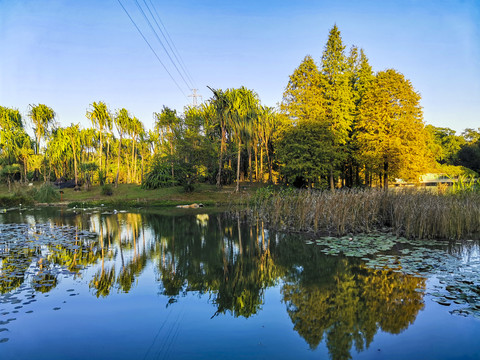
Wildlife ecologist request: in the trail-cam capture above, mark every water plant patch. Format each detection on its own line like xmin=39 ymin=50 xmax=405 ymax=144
xmin=308 ymin=234 xmax=480 ymax=318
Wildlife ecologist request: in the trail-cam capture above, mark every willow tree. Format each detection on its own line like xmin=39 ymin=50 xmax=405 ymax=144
xmin=356 ymin=69 xmax=432 ymax=188
xmin=28 ymin=104 xmax=55 ymax=155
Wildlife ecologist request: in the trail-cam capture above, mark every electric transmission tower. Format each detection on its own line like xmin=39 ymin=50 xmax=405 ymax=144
xmin=188 ymin=89 xmax=203 ymax=107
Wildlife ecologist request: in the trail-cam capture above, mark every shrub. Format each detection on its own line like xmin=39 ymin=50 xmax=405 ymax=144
xmin=29 ymin=183 xmax=60 ymax=203
xmin=98 ymin=169 xmax=106 ymax=186
xmin=101 ymin=184 xmax=113 ymax=196
xmin=142 ymin=160 xmax=175 ymax=189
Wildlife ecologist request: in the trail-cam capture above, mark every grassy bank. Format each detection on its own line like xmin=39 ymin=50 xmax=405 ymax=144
xmin=0 ymin=182 xmax=256 ymax=209
xmin=248 ymin=187 xmax=480 ymax=239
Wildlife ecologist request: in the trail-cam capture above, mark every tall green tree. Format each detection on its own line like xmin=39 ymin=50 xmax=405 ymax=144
xmin=154 ymin=106 xmax=180 ymax=185
xmin=462 ymin=128 xmax=480 ymax=143
xmin=425 ymin=125 xmax=466 ymax=165
xmin=277 ymin=121 xmax=336 ymax=188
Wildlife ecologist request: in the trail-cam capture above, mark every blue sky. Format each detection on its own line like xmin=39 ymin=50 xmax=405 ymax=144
xmin=0 ymin=0 xmax=479 ymax=134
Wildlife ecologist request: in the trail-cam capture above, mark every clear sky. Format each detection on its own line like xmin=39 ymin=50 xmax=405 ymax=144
xmin=1 ymin=0 xmax=479 ymax=134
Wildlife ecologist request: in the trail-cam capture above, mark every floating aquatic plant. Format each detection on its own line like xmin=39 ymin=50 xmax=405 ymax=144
xmin=307 ymin=233 xmax=480 ymax=319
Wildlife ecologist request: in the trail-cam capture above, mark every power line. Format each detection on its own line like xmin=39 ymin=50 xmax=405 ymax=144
xmin=116 ymin=0 xmax=189 ymax=99
xmin=146 ymin=0 xmax=197 ymax=89
xmin=133 ymin=0 xmax=192 ymax=91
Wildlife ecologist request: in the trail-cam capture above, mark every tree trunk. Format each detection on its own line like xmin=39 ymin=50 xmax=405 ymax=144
xmin=254 ymin=145 xmax=258 ymax=182
xmin=105 ymin=138 xmax=110 ymax=183
xmin=23 ymin=158 xmax=27 ymax=183
xmin=260 ymin=146 xmax=264 ymax=183
xmin=141 ymin=152 xmax=144 ymax=185
xmin=266 ymin=146 xmax=273 ymax=184
xmin=72 ymin=142 xmax=78 ymax=186
xmin=115 ymin=135 xmax=122 ymax=187
xmin=383 ymin=161 xmax=389 ymax=190
xmin=132 ymin=137 xmax=136 ymax=184
xmin=99 ymin=131 xmax=103 ymax=171
xmin=248 ymin=147 xmax=252 ymax=183
xmin=134 ymin=143 xmax=138 ymax=184
xmin=329 ymin=168 xmax=335 ymax=192
xmin=236 ymin=139 xmax=241 ymax=192
xmin=216 ymin=126 xmax=225 ymax=188
xmin=169 ymin=136 xmax=174 ymax=186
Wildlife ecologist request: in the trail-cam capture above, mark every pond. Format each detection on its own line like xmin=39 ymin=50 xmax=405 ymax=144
xmin=0 ymin=207 xmax=479 ymax=360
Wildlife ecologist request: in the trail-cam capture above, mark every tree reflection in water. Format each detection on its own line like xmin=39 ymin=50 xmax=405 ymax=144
xmin=0 ymin=209 xmax=426 ymax=359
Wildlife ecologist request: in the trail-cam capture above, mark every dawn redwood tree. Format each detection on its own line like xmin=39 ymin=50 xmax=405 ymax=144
xmin=281 ymin=55 xmax=325 ymax=125
xmin=345 ymin=46 xmax=375 ymax=186
xmin=356 ymin=69 xmax=433 ymax=188
xmin=320 ymin=25 xmax=355 ymax=191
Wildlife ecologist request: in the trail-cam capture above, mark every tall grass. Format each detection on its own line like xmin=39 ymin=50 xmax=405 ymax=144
xmin=247 ymin=187 xmax=480 ymax=239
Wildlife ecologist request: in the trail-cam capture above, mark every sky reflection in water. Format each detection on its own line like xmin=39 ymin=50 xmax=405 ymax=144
xmin=0 ymin=208 xmax=479 ymax=360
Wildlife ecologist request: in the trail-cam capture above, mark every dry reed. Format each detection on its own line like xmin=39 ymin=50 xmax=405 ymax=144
xmin=248 ymin=188 xmax=480 ymax=239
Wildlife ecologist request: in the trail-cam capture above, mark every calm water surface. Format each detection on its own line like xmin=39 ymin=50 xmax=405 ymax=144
xmin=0 ymin=207 xmax=479 ymax=360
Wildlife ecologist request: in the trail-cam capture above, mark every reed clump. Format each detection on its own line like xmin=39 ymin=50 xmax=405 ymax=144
xmin=248 ymin=187 xmax=480 ymax=239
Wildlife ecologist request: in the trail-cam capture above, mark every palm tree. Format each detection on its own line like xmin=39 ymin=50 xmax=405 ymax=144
xmin=129 ymin=117 xmax=144 ymax=184
xmin=45 ymin=127 xmax=70 ymax=180
xmin=257 ymin=106 xmax=277 ymax=183
xmin=154 ymin=107 xmax=179 ymax=185
xmin=207 ymin=87 xmax=229 ymax=188
xmin=225 ymin=87 xmax=259 ymax=192
xmin=64 ymin=124 xmax=81 ymax=186
xmin=86 ymin=101 xmax=112 ymax=176
xmin=114 ymin=108 xmax=131 ymax=187
xmin=28 ymin=104 xmax=55 ymax=155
